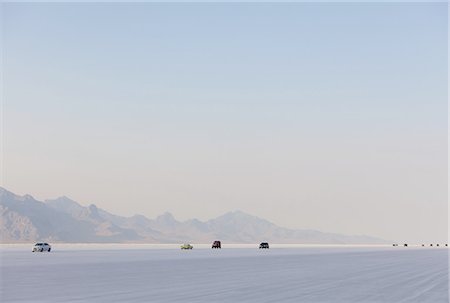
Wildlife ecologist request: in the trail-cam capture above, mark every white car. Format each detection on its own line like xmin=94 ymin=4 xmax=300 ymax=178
xmin=32 ymin=243 xmax=51 ymax=252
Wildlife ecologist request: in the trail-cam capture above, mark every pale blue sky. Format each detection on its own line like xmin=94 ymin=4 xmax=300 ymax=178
xmin=2 ymin=2 xmax=448 ymax=242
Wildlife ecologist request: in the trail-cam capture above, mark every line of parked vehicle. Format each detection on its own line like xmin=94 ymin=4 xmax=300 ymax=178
xmin=31 ymin=241 xmax=270 ymax=252
xmin=392 ymin=243 xmax=448 ymax=247
xmin=181 ymin=241 xmax=270 ymax=249
xmin=33 ymin=241 xmax=448 ymax=252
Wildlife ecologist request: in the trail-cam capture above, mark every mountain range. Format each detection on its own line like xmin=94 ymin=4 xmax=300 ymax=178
xmin=0 ymin=187 xmax=386 ymax=244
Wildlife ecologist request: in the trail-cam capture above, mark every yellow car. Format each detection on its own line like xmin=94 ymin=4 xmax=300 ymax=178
xmin=181 ymin=243 xmax=193 ymax=250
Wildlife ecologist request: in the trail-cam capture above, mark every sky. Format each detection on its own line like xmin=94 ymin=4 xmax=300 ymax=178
xmin=1 ymin=2 xmax=448 ymax=243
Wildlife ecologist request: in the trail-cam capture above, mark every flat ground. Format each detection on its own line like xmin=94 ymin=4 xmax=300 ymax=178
xmin=0 ymin=245 xmax=448 ymax=302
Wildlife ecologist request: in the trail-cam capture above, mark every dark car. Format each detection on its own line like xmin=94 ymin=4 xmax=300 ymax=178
xmin=32 ymin=243 xmax=51 ymax=252
xmin=212 ymin=241 xmax=221 ymax=249
xmin=259 ymin=242 xmax=269 ymax=249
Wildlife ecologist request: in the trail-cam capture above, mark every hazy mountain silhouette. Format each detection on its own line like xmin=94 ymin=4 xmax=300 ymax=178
xmin=0 ymin=187 xmax=386 ymax=244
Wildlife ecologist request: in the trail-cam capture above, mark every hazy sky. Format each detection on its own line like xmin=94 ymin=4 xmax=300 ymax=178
xmin=2 ymin=2 xmax=447 ymax=243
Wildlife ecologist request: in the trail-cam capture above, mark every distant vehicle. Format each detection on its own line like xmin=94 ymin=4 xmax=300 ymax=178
xmin=32 ymin=243 xmax=51 ymax=252
xmin=181 ymin=243 xmax=193 ymax=250
xmin=403 ymin=244 xmax=408 ymax=247
xmin=392 ymin=244 xmax=398 ymax=247
xmin=212 ymin=241 xmax=221 ymax=249
xmin=259 ymin=242 xmax=269 ymax=249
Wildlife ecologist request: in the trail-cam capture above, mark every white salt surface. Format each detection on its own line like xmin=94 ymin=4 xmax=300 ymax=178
xmin=0 ymin=245 xmax=448 ymax=302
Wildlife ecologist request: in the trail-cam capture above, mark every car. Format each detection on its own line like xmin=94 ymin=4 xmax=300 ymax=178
xmin=259 ymin=242 xmax=269 ymax=249
xmin=32 ymin=243 xmax=51 ymax=252
xmin=212 ymin=241 xmax=221 ymax=249
xmin=181 ymin=243 xmax=193 ymax=250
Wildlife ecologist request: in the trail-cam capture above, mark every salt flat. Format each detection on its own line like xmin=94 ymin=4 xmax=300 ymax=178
xmin=0 ymin=245 xmax=448 ymax=302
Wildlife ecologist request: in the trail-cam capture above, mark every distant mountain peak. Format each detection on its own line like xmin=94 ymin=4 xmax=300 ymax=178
xmin=46 ymin=195 xmax=81 ymax=206
xmin=215 ymin=210 xmax=270 ymax=223
xmin=45 ymin=196 xmax=85 ymax=216
xmin=154 ymin=212 xmax=179 ymax=229
xmin=60 ymin=197 xmax=78 ymax=205
xmin=88 ymin=204 xmax=99 ymax=214
xmin=156 ymin=212 xmax=177 ymax=222
xmin=229 ymin=210 xmax=250 ymax=216
xmin=23 ymin=194 xmax=35 ymax=200
xmin=58 ymin=195 xmax=75 ymax=201
xmin=157 ymin=211 xmax=175 ymax=220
